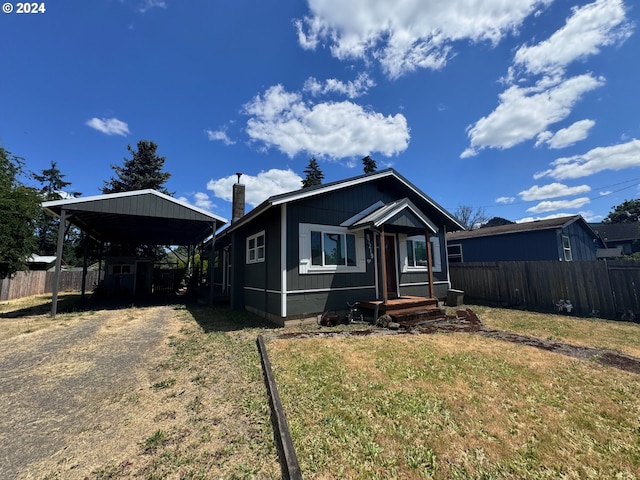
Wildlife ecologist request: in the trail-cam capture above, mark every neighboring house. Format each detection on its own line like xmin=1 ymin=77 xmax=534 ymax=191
xmin=446 ymin=215 xmax=605 ymax=263
xmin=211 ymin=169 xmax=463 ymax=324
xmin=589 ymin=222 xmax=640 ymax=256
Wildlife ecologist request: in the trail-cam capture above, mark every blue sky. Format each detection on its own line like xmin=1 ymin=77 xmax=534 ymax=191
xmin=2 ymin=0 xmax=639 ymax=226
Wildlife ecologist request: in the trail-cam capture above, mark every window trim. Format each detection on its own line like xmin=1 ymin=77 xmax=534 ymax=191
xmin=299 ymin=223 xmax=366 ymax=274
xmin=562 ymin=235 xmax=573 ymax=261
xmin=399 ymin=234 xmax=442 ymax=273
xmin=246 ymin=231 xmax=265 ymax=264
xmin=447 ymin=243 xmax=463 ymax=263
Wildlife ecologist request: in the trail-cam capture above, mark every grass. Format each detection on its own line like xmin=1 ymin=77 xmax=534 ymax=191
xmin=267 ymin=312 xmax=640 ymax=479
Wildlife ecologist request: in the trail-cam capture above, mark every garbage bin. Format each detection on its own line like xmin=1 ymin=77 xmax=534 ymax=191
xmin=446 ymin=289 xmax=464 ymax=306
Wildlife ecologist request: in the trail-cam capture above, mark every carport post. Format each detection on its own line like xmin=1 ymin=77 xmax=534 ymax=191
xmin=209 ymin=224 xmax=217 ymax=305
xmin=51 ymin=208 xmax=67 ymax=318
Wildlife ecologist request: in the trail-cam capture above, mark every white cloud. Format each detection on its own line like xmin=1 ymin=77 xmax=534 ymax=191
xmin=85 ymin=117 xmax=130 ymax=136
xmin=138 ymin=0 xmax=166 ymax=13
xmin=462 ymin=74 xmax=604 ymax=157
xmin=296 ymin=0 xmax=552 ymax=79
xmin=514 ymin=0 xmax=632 ymax=77
xmin=496 ymin=196 xmax=515 ymax=204
xmin=206 ymin=128 xmax=236 ymax=146
xmin=526 ymin=197 xmax=591 ymax=213
xmin=534 ymin=139 xmax=640 ymax=180
xmin=178 ymin=192 xmax=216 ymax=212
xmin=536 ymin=119 xmax=596 ymax=149
xmin=243 ymin=84 xmax=409 ymax=159
xmin=206 ymin=169 xmax=303 ymax=207
xmin=519 ymin=182 xmax=591 ymax=201
xmin=303 ymin=73 xmax=375 ymax=99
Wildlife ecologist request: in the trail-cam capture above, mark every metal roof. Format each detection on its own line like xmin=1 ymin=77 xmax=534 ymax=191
xmin=447 ymin=215 xmax=583 ymax=241
xmin=226 ymin=168 xmax=463 ymax=233
xmin=42 ymin=189 xmax=227 ymax=246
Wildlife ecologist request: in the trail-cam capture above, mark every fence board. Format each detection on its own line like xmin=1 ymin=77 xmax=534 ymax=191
xmin=450 ymin=260 xmax=640 ymax=320
xmin=0 ymin=270 xmax=102 ymax=301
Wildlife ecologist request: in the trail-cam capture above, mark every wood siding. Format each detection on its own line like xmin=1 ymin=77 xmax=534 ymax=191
xmin=450 ymin=260 xmax=640 ymax=319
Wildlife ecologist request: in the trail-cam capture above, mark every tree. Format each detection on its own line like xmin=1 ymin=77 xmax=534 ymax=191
xmin=603 ymin=199 xmax=640 ymax=224
xmin=32 ymin=161 xmax=81 ymax=255
xmin=362 ymin=155 xmax=377 ymax=174
xmin=453 ymin=204 xmax=488 ymax=230
xmin=0 ymin=148 xmax=40 ymax=277
xmin=302 ymin=157 xmax=324 ymax=188
xmin=481 ymin=216 xmax=515 ymax=228
xmin=103 ymin=140 xmax=172 ymax=194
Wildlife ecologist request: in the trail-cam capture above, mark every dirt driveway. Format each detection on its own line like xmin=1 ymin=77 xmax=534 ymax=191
xmin=0 ymin=305 xmax=181 ymax=479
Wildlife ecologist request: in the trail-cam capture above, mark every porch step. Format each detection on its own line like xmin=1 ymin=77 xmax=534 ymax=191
xmin=390 ymin=307 xmax=447 ymax=325
xmin=360 ymin=296 xmax=439 ymax=316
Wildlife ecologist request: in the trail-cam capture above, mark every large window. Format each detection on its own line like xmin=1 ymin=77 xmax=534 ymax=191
xmin=399 ymin=235 xmax=441 ymax=272
xmin=299 ymin=223 xmax=365 ymax=273
xmin=562 ymin=235 xmax=572 ymax=261
xmin=246 ymin=231 xmax=265 ymax=264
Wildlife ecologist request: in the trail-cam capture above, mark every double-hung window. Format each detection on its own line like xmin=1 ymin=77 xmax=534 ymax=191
xmin=299 ymin=223 xmax=365 ymax=273
xmin=246 ymin=231 xmax=265 ymax=264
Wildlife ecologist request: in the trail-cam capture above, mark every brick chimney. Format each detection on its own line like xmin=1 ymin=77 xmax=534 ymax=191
xmin=232 ymin=172 xmax=245 ymax=224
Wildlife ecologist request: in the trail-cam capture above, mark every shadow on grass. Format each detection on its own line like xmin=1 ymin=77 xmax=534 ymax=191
xmin=185 ymin=302 xmax=279 ymax=333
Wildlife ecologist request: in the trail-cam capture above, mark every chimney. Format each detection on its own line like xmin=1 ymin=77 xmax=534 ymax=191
xmin=232 ymin=172 xmax=245 ymax=224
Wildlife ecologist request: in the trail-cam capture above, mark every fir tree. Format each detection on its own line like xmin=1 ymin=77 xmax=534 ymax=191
xmin=302 ymin=157 xmax=324 ymax=188
xmin=362 ymin=155 xmax=377 ymax=174
xmin=103 ymin=140 xmax=172 ymax=195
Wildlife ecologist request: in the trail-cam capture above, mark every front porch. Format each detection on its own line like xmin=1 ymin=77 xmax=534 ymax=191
xmin=359 ymin=295 xmax=446 ymax=324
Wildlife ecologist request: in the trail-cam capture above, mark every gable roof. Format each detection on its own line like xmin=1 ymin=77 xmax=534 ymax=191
xmin=43 ymin=189 xmax=227 ymax=246
xmin=447 ymin=215 xmax=587 ymax=241
xmin=345 ymin=198 xmax=439 ymax=233
xmin=227 ymin=168 xmax=463 ymax=233
xmin=589 ymin=222 xmax=640 ymax=243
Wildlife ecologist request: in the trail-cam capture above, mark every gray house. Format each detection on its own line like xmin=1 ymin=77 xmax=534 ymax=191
xmin=447 ymin=215 xmax=605 ymax=263
xmin=212 ymin=169 xmax=463 ymax=324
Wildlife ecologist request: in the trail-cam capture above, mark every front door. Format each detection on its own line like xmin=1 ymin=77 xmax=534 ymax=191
xmin=384 ymin=235 xmax=398 ymax=299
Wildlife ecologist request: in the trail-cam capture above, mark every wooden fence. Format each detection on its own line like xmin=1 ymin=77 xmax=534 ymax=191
xmin=0 ymin=270 xmax=102 ymax=302
xmin=449 ymin=260 xmax=640 ymax=320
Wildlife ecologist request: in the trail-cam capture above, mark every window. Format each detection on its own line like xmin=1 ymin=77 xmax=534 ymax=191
xmin=299 ymin=223 xmax=365 ymax=274
xmin=112 ymin=264 xmax=131 ymax=274
xmin=246 ymin=231 xmax=265 ymax=264
xmin=399 ymin=235 xmax=442 ymax=272
xmin=562 ymin=235 xmax=572 ymax=261
xmin=447 ymin=244 xmax=463 ymax=263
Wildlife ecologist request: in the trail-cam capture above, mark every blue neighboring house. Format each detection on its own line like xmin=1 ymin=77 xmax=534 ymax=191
xmin=446 ymin=215 xmax=605 ymax=263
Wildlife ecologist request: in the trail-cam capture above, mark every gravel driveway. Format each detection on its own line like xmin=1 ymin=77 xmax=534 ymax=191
xmin=0 ymin=305 xmax=178 ymax=479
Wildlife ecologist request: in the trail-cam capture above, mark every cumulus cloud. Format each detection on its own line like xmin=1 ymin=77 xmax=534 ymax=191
xmin=243 ymin=84 xmax=409 ymax=159
xmin=85 ymin=117 xmax=130 ymax=136
xmin=303 ymin=73 xmax=375 ymax=99
xmin=517 ymin=211 xmax=600 ymax=223
xmin=295 ymin=0 xmax=552 ymax=79
xmin=496 ymin=196 xmax=515 ymax=204
xmin=206 ymin=169 xmax=303 ymax=207
xmin=206 ymin=128 xmax=236 ymax=146
xmin=462 ymin=75 xmax=604 ymax=157
xmin=178 ymin=192 xmax=216 ymax=212
xmin=514 ymin=0 xmax=632 ymax=77
xmin=526 ymin=197 xmax=591 ymax=213
xmin=534 ymin=139 xmax=640 ymax=180
xmin=519 ymin=182 xmax=591 ymax=201
xmin=536 ymin=119 xmax=596 ymax=149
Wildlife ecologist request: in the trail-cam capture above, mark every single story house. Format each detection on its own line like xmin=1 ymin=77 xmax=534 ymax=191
xmin=589 ymin=222 xmax=640 ymax=256
xmin=446 ymin=215 xmax=605 ymax=263
xmin=210 ymin=169 xmax=463 ymax=324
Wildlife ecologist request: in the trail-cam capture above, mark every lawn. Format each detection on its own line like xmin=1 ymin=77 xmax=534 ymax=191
xmin=267 ymin=308 xmax=640 ymax=479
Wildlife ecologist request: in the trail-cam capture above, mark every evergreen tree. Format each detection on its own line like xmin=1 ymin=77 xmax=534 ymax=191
xmin=32 ymin=161 xmax=80 ymax=255
xmin=302 ymin=157 xmax=324 ymax=188
xmin=362 ymin=155 xmax=377 ymax=174
xmin=0 ymin=148 xmax=40 ymax=277
xmin=603 ymin=199 xmax=640 ymax=224
xmin=103 ymin=140 xmax=172 ymax=194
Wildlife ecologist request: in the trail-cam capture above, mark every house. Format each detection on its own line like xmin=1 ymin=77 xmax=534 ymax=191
xmin=589 ymin=222 xmax=640 ymax=256
xmin=446 ymin=215 xmax=605 ymax=263
xmin=210 ymin=169 xmax=463 ymax=324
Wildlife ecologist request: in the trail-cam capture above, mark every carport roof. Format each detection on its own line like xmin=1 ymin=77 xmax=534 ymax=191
xmin=43 ymin=189 xmax=227 ymax=246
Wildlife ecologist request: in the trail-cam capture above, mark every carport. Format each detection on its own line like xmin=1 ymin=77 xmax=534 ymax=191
xmin=43 ymin=189 xmax=227 ymax=316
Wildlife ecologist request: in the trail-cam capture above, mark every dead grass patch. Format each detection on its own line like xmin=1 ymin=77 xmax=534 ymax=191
xmin=268 ymin=332 xmax=640 ymax=479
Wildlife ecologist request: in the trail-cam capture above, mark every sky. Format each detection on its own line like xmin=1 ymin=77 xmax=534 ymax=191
xmin=1 ymin=0 xmax=639 ymax=227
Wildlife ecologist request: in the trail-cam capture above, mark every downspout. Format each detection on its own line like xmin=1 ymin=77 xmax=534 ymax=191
xmin=51 ymin=208 xmax=67 ymax=317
